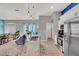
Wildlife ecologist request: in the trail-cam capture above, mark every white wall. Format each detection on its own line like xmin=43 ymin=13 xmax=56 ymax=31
xmin=51 ymin=12 xmax=61 ymax=44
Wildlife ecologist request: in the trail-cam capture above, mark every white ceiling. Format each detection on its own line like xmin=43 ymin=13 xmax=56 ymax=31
xmin=0 ymin=3 xmax=69 ymax=20
xmin=60 ymin=4 xmax=79 ymax=23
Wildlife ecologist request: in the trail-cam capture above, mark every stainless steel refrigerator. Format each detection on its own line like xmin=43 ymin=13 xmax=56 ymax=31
xmin=64 ymin=20 xmax=79 ymax=56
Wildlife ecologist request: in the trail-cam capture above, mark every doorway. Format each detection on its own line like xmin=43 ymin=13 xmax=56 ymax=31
xmin=46 ymin=23 xmax=54 ymax=41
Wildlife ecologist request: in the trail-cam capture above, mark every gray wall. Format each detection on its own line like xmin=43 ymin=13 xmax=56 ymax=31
xmin=39 ymin=16 xmax=52 ymax=41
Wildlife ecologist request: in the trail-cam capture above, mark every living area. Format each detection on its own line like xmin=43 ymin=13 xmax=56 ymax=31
xmin=0 ymin=20 xmax=39 ymax=44
xmin=0 ymin=3 xmax=69 ymax=56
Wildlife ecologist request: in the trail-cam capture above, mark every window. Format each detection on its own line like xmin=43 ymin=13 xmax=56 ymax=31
xmin=29 ymin=23 xmax=33 ymax=32
xmin=5 ymin=23 xmax=16 ymax=34
xmin=0 ymin=20 xmax=4 ymax=34
xmin=24 ymin=23 xmax=38 ymax=34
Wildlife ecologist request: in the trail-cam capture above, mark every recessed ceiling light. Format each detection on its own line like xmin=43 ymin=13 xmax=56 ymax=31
xmin=32 ymin=6 xmax=35 ymax=8
xmin=15 ymin=9 xmax=20 ymax=11
xmin=51 ymin=6 xmax=54 ymax=8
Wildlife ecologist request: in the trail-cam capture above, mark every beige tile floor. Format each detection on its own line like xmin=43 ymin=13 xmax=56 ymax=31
xmin=40 ymin=40 xmax=63 ymax=56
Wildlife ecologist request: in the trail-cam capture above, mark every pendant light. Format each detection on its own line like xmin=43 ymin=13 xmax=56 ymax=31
xmin=27 ymin=4 xmax=30 ymax=16
xmin=27 ymin=10 xmax=30 ymax=16
xmin=27 ymin=4 xmax=35 ymax=19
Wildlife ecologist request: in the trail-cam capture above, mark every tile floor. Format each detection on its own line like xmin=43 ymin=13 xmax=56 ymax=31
xmin=0 ymin=39 xmax=63 ymax=56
